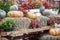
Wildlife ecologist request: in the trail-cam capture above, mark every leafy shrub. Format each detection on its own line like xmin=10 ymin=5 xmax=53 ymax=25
xmin=0 ymin=2 xmax=11 ymax=13
xmin=1 ymin=17 xmax=14 ymax=30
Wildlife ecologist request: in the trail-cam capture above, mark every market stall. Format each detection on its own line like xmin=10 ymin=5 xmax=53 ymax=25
xmin=0 ymin=0 xmax=60 ymax=40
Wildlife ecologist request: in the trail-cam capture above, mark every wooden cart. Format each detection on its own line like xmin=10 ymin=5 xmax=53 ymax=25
xmin=0 ymin=26 xmax=52 ymax=40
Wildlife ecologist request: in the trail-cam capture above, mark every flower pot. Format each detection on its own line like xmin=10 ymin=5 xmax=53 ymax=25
xmin=54 ymin=23 xmax=60 ymax=28
xmin=26 ymin=9 xmax=41 ymax=16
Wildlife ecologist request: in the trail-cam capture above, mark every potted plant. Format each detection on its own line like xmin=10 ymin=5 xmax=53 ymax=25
xmin=47 ymin=17 xmax=55 ymax=26
xmin=18 ymin=1 xmax=43 ymax=15
xmin=1 ymin=17 xmax=14 ymax=32
xmin=29 ymin=20 xmax=39 ymax=29
xmin=54 ymin=16 xmax=60 ymax=28
xmin=52 ymin=6 xmax=59 ymax=11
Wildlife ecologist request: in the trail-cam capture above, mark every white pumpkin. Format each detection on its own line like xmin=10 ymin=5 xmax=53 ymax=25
xmin=0 ymin=9 xmax=6 ymax=18
xmin=40 ymin=6 xmax=45 ymax=12
xmin=10 ymin=4 xmax=18 ymax=11
xmin=43 ymin=9 xmax=53 ymax=16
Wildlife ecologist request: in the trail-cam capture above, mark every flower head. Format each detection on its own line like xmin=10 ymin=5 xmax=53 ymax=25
xmin=30 ymin=21 xmax=38 ymax=26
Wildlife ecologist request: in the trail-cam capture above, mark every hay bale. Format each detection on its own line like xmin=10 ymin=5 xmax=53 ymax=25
xmin=13 ymin=17 xmax=31 ymax=30
xmin=36 ymin=16 xmax=49 ymax=27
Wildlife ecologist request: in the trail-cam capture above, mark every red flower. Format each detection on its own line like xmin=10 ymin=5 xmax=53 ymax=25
xmin=47 ymin=17 xmax=55 ymax=24
xmin=30 ymin=21 xmax=38 ymax=26
xmin=18 ymin=5 xmax=26 ymax=14
xmin=21 ymin=2 xmax=26 ymax=7
xmin=25 ymin=3 xmax=31 ymax=9
xmin=0 ymin=18 xmax=3 ymax=21
xmin=45 ymin=2 xmax=51 ymax=8
xmin=56 ymin=17 xmax=60 ymax=20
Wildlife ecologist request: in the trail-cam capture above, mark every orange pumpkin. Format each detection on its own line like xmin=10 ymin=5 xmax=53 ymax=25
xmin=27 ymin=12 xmax=37 ymax=19
xmin=49 ymin=28 xmax=60 ymax=36
xmin=7 ymin=11 xmax=24 ymax=17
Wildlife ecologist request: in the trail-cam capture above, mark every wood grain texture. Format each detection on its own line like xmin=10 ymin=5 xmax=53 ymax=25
xmin=0 ymin=26 xmax=52 ymax=36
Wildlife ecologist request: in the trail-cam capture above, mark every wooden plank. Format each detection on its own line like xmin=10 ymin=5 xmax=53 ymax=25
xmin=0 ymin=26 xmax=52 ymax=36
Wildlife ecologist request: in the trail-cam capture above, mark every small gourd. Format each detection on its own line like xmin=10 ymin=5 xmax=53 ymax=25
xmin=40 ymin=6 xmax=45 ymax=12
xmin=10 ymin=4 xmax=18 ymax=11
xmin=0 ymin=9 xmax=6 ymax=18
xmin=49 ymin=28 xmax=60 ymax=36
xmin=43 ymin=9 xmax=52 ymax=16
xmin=27 ymin=12 xmax=37 ymax=19
xmin=7 ymin=11 xmax=24 ymax=17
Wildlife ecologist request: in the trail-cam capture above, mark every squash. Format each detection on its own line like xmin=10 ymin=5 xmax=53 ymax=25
xmin=49 ymin=28 xmax=60 ymax=36
xmin=10 ymin=4 xmax=18 ymax=11
xmin=43 ymin=9 xmax=52 ymax=16
xmin=27 ymin=12 xmax=37 ymax=19
xmin=0 ymin=9 xmax=6 ymax=18
xmin=7 ymin=11 xmax=24 ymax=17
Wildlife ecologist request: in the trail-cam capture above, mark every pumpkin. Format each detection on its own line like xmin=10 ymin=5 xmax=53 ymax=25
xmin=43 ymin=9 xmax=52 ymax=16
xmin=7 ymin=11 xmax=24 ymax=17
xmin=39 ymin=34 xmax=60 ymax=40
xmin=10 ymin=4 xmax=18 ymax=11
xmin=49 ymin=28 xmax=60 ymax=36
xmin=0 ymin=9 xmax=6 ymax=18
xmin=27 ymin=12 xmax=37 ymax=19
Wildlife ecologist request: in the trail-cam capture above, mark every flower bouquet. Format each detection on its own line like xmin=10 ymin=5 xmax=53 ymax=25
xmin=54 ymin=16 xmax=60 ymax=28
xmin=47 ymin=16 xmax=60 ymax=28
xmin=29 ymin=21 xmax=39 ymax=29
xmin=47 ymin=17 xmax=55 ymax=26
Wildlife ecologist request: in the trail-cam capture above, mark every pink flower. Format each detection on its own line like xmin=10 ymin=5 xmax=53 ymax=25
xmin=56 ymin=17 xmax=60 ymax=20
xmin=21 ymin=2 xmax=26 ymax=7
xmin=25 ymin=4 xmax=31 ymax=9
xmin=47 ymin=17 xmax=55 ymax=24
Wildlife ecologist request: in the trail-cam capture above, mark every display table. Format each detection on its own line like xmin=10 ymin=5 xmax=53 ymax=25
xmin=0 ymin=26 xmax=52 ymax=40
